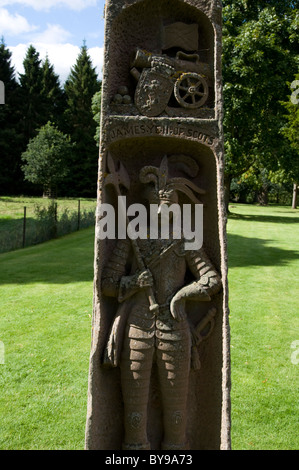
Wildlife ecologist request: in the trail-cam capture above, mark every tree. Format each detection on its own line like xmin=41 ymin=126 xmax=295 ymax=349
xmin=281 ymin=74 xmax=299 ymax=208
xmin=21 ymin=122 xmax=73 ymax=198
xmin=41 ymin=56 xmax=66 ymax=129
xmin=91 ymin=90 xmax=102 ymax=146
xmin=0 ymin=38 xmax=24 ymax=194
xmin=19 ymin=45 xmax=46 ymax=143
xmin=222 ymin=1 xmax=298 ymax=210
xmin=63 ymin=43 xmax=101 ymax=196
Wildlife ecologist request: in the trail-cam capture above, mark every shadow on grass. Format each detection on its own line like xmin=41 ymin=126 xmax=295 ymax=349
xmin=0 ymin=226 xmax=298 ymax=285
xmin=228 ymin=233 xmax=299 ymax=268
xmin=228 ymin=210 xmax=299 ymax=225
xmin=0 ymin=228 xmax=95 ymax=285
xmin=0 ymin=218 xmax=29 ymax=254
xmin=0 ymin=217 xmax=57 ymax=254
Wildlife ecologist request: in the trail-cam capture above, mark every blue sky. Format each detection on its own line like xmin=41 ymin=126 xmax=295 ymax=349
xmin=0 ymin=0 xmax=106 ymax=83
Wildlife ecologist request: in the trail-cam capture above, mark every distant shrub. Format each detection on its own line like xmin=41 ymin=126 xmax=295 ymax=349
xmin=0 ymin=201 xmax=96 ymax=254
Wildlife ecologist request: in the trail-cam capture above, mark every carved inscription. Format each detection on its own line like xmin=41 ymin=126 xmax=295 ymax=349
xmin=109 ymin=124 xmax=215 ymax=146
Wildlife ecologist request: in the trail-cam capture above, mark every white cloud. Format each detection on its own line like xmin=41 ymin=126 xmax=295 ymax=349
xmin=10 ymin=42 xmax=104 ymax=84
xmin=32 ymin=24 xmax=72 ymax=44
xmin=0 ymin=0 xmax=97 ymax=11
xmin=0 ymin=7 xmax=37 ymax=36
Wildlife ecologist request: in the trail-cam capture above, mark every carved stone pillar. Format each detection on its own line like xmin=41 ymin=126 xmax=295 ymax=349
xmin=85 ymin=0 xmax=231 ymax=451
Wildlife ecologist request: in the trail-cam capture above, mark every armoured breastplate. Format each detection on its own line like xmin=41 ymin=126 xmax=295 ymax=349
xmin=137 ymin=238 xmax=186 ymax=305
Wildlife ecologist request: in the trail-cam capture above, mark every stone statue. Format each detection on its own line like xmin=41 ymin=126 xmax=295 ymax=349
xmin=85 ymin=0 xmax=231 ymax=451
xmin=101 ymin=156 xmax=222 ymax=450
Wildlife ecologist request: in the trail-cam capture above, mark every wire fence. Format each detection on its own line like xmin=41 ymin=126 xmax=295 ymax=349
xmin=0 ymin=199 xmax=96 ymax=254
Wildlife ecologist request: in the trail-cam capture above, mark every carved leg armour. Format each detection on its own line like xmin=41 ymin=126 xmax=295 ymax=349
xmin=120 ymin=337 xmax=154 ymax=451
xmin=156 ymin=333 xmax=191 ymax=451
xmin=120 ymin=312 xmax=191 ymax=450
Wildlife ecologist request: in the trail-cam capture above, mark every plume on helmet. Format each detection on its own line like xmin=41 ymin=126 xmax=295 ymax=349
xmin=139 ymin=155 xmax=205 ymax=204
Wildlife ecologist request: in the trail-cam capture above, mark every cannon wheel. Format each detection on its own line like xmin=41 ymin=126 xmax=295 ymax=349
xmin=174 ymin=72 xmax=209 ymax=109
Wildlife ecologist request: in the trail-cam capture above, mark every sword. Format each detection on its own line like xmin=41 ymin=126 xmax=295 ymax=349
xmin=190 ymin=307 xmax=217 ymax=370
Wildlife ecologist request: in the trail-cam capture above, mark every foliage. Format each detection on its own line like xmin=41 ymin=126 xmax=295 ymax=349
xmin=33 ymin=201 xmax=95 ymax=245
xmin=222 ymin=0 xmax=299 ymax=202
xmin=41 ymin=56 xmax=66 ymax=129
xmin=0 ymin=39 xmax=24 ymax=195
xmin=21 ymin=122 xmax=73 ymax=197
xmin=19 ymin=46 xmax=46 ymax=143
xmin=1 ymin=6 xmax=298 ymax=200
xmin=231 ymin=167 xmax=294 ymax=206
xmin=0 ymin=43 xmax=68 ymax=196
xmin=91 ymin=90 xmax=102 ymax=147
xmin=0 ymin=196 xmax=96 ymax=254
xmin=280 ymin=74 xmax=299 ymax=183
xmin=63 ymin=44 xmax=101 ymax=197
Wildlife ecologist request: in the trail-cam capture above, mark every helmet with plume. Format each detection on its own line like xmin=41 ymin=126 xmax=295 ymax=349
xmin=139 ymin=155 xmax=205 ymax=204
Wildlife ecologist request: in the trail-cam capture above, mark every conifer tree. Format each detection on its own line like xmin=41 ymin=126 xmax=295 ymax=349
xmin=0 ymin=39 xmax=23 ymax=194
xmin=63 ymin=43 xmax=101 ymax=196
xmin=19 ymin=45 xmax=46 ymax=143
xmin=41 ymin=56 xmax=66 ymax=128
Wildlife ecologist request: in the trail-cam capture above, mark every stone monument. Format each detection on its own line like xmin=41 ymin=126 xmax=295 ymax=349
xmin=85 ymin=0 xmax=231 ymax=451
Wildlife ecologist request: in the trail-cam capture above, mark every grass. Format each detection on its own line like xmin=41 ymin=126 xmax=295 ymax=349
xmin=228 ymin=204 xmax=299 ymax=450
xmin=0 ymin=196 xmax=96 ymax=224
xmin=0 ymin=203 xmax=298 ymax=450
xmin=0 ymin=228 xmax=94 ymax=450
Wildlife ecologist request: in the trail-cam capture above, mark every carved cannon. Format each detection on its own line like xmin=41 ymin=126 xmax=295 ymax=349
xmin=131 ymin=49 xmax=212 ymax=116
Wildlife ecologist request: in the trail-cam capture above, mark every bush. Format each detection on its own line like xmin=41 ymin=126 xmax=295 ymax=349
xmin=0 ymin=200 xmax=96 ymax=254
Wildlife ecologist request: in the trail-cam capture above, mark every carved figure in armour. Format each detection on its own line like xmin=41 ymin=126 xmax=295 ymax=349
xmin=101 ymin=156 xmax=222 ymax=450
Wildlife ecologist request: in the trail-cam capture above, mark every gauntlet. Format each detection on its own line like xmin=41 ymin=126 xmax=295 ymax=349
xmin=118 ymin=269 xmax=154 ymax=302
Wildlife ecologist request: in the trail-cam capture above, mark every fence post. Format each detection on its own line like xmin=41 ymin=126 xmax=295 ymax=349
xmin=78 ymin=200 xmax=81 ymax=231
xmin=22 ymin=206 xmax=26 ymax=248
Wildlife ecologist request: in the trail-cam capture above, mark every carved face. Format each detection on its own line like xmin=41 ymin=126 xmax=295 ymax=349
xmin=145 ymin=185 xmax=178 ymax=206
xmin=144 ymin=185 xmax=179 ymax=226
xmin=139 ymin=156 xmax=204 ymax=217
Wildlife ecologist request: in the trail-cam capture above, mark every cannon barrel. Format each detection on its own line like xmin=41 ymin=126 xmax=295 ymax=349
xmin=132 ymin=48 xmax=212 ymax=79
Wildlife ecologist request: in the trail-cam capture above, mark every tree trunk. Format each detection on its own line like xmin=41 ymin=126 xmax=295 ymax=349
xmin=292 ymin=183 xmax=298 ymax=210
xmin=257 ymin=184 xmax=268 ymax=206
xmin=43 ymin=185 xmax=57 ymax=199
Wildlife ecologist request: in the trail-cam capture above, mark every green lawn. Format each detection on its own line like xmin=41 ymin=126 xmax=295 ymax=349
xmin=0 ymin=228 xmax=94 ymax=450
xmin=228 ymin=204 xmax=299 ymax=450
xmin=0 ymin=204 xmax=298 ymax=450
xmin=0 ymin=196 xmax=96 ymax=225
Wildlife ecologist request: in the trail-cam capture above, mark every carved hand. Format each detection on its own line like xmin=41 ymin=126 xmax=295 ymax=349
xmin=170 ymin=283 xmax=211 ymax=322
xmin=170 ymin=296 xmax=186 ymax=322
xmin=136 ymin=269 xmax=154 ymax=288
xmin=175 ymin=283 xmax=211 ymax=302
xmin=118 ymin=269 xmax=154 ymax=302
